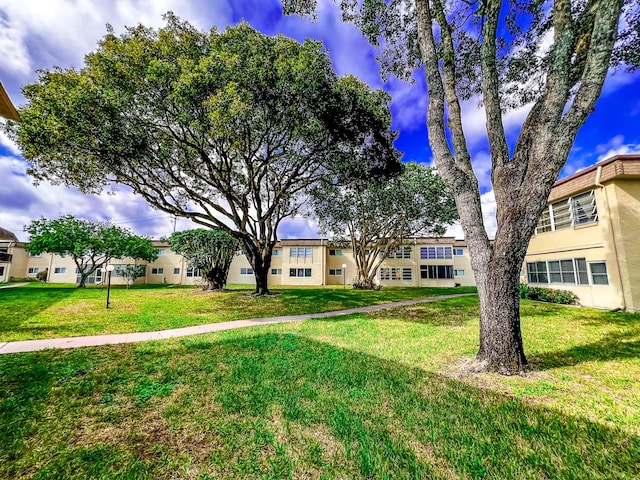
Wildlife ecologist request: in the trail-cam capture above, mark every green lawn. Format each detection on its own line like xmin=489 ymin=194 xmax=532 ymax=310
xmin=0 ymin=283 xmax=476 ymax=341
xmin=1 ymin=297 xmax=639 ymax=479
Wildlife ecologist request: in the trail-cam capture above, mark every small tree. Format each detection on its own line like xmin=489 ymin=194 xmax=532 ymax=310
xmin=117 ymin=236 xmax=158 ymax=288
xmin=167 ymin=229 xmax=238 ymax=291
xmin=26 ymin=215 xmax=156 ymax=288
xmin=311 ymin=163 xmax=457 ymax=288
xmin=118 ymin=264 xmax=147 ymax=289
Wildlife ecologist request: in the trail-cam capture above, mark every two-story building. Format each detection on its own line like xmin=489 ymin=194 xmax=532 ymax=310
xmin=0 ymin=235 xmax=474 ymax=288
xmin=524 ymin=154 xmax=640 ymax=311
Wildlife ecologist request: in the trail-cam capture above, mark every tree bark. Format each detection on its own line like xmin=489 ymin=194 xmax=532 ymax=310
xmin=242 ymin=240 xmax=274 ymax=295
xmin=473 ymin=247 xmax=527 ymax=374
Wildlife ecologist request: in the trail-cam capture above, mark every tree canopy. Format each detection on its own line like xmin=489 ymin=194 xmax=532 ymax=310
xmin=167 ymin=229 xmax=239 ymax=291
xmin=8 ymin=15 xmax=402 ymax=295
xmin=283 ymin=0 xmax=640 ymax=374
xmin=26 ymin=215 xmax=157 ymax=287
xmin=311 ymin=163 xmax=457 ymax=288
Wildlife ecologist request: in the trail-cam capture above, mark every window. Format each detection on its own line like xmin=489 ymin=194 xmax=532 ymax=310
xmin=389 ymin=246 xmax=411 ymax=259
xmin=571 ymin=190 xmax=598 ymax=225
xmin=420 ymin=265 xmax=454 ymax=279
xmin=454 ymin=269 xmax=465 ymax=277
xmin=186 ymin=268 xmax=200 ymax=277
xmin=380 ymin=267 xmax=404 ymax=280
xmin=151 ymin=267 xmax=164 ymax=275
xmin=402 ymin=268 xmax=412 ymax=280
xmin=289 ymin=268 xmax=312 ymax=277
xmin=453 ymin=248 xmax=464 ymax=256
xmin=575 ymin=258 xmax=589 ymax=285
xmin=28 ymin=252 xmax=42 ymax=258
xmin=290 ymin=247 xmax=312 ymax=258
xmin=0 ymin=246 xmax=8 ymax=253
xmin=590 ymin=262 xmax=609 ymax=285
xmin=271 ymin=268 xmax=282 ymax=275
xmin=526 ymin=262 xmax=548 ymax=284
xmin=329 ymin=268 xmax=343 ymax=276
xmin=28 ymin=267 xmax=39 ymax=274
xmin=157 ymin=248 xmax=166 ymax=256
xmin=538 ymin=258 xmax=590 ymax=285
xmin=551 ymin=200 xmax=572 ymax=231
xmin=420 ymin=246 xmax=452 ymax=259
xmin=272 ymin=248 xmax=282 ymax=256
xmin=173 ymin=268 xmax=180 ymax=275
xmin=54 ymin=267 xmax=66 ymax=274
xmin=0 ymin=266 xmax=4 ymax=276
xmin=329 ymin=249 xmax=342 ymax=256
xmin=240 ymin=267 xmax=254 ymax=275
xmin=535 ymin=190 xmax=598 ymax=233
xmin=535 ymin=208 xmax=552 ymax=234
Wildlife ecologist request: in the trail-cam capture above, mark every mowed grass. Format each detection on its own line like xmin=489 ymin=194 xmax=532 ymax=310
xmin=1 ymin=297 xmax=639 ymax=479
xmin=0 ymin=283 xmax=476 ymax=341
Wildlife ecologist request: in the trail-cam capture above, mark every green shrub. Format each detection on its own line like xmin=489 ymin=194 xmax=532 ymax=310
xmin=519 ymin=283 xmax=579 ymax=305
xmin=9 ymin=277 xmax=38 ymax=282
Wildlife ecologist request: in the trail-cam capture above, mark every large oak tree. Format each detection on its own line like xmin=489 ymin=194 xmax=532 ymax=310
xmin=8 ymin=15 xmax=401 ymax=295
xmin=284 ymin=0 xmax=640 ymax=373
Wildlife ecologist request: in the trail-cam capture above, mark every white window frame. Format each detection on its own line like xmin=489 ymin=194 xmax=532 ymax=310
xmin=271 ymin=268 xmax=282 ymax=276
xmin=28 ymin=267 xmax=40 ymax=274
xmin=329 ymin=268 xmax=342 ymax=276
xmin=454 ymin=269 xmax=465 ymax=277
xmin=54 ymin=267 xmax=66 ymax=274
xmin=289 ymin=268 xmax=312 ymax=277
xmin=151 ymin=267 xmax=164 ymax=275
xmin=186 ymin=268 xmax=200 ymax=278
xmin=272 ymin=248 xmax=282 ymax=256
xmin=329 ymin=249 xmax=343 ymax=256
xmin=156 ymin=248 xmax=166 ymax=256
xmin=589 ymin=261 xmax=609 ymax=286
xmin=240 ymin=267 xmax=254 ymax=275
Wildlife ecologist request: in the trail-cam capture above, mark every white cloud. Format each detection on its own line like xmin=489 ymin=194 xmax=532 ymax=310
xmin=445 ymin=189 xmax=497 ymax=240
xmin=0 ymin=0 xmax=223 ymax=96
xmin=0 ymin=123 xmax=20 ymax=155
xmin=0 ymin=156 xmax=203 ymax=241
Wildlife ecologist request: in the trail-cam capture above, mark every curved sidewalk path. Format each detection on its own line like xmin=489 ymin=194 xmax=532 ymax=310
xmin=0 ymin=293 xmax=475 ymax=355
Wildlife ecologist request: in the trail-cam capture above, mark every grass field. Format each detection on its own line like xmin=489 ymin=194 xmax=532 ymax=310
xmin=0 ymin=283 xmax=476 ymax=341
xmin=1 ymin=296 xmax=639 ymax=479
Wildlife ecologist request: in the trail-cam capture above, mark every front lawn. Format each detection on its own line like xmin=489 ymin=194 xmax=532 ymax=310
xmin=1 ymin=297 xmax=638 ymax=479
xmin=0 ymin=283 xmax=476 ymax=341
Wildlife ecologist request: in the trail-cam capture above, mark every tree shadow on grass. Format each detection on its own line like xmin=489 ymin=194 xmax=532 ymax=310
xmin=0 ymin=286 xmax=77 ymax=340
xmin=1 ymin=333 xmax=639 ymax=479
xmin=531 ymin=327 xmax=640 ymax=369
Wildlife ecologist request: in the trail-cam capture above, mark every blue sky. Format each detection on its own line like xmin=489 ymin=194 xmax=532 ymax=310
xmin=1 ymin=0 xmax=639 ymax=241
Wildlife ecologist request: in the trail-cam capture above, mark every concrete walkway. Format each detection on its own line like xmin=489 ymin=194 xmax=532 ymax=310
xmin=0 ymin=282 xmax=29 ymax=289
xmin=0 ymin=293 xmax=475 ymax=354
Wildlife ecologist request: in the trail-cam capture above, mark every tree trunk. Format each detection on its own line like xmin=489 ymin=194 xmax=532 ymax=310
xmin=474 ymin=253 xmax=527 ymax=374
xmin=77 ymin=275 xmax=88 ymax=288
xmin=242 ymin=240 xmax=274 ymax=295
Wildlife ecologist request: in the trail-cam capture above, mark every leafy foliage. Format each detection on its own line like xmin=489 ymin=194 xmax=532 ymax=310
xmin=520 ymin=283 xmax=579 ymax=305
xmin=117 ymin=264 xmax=147 ymax=289
xmin=25 ymin=215 xmax=156 ymax=288
xmin=311 ymin=163 xmax=458 ymax=288
xmin=7 ymin=16 xmax=402 ymax=295
xmin=167 ymin=229 xmax=238 ymax=290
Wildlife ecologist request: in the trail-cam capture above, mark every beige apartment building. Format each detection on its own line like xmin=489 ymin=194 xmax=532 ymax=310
xmin=524 ymin=154 xmax=640 ymax=311
xmin=0 ymin=234 xmax=474 ymax=288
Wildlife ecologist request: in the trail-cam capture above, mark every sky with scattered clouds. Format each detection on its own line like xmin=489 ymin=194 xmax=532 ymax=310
xmin=1 ymin=0 xmax=639 ymax=241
